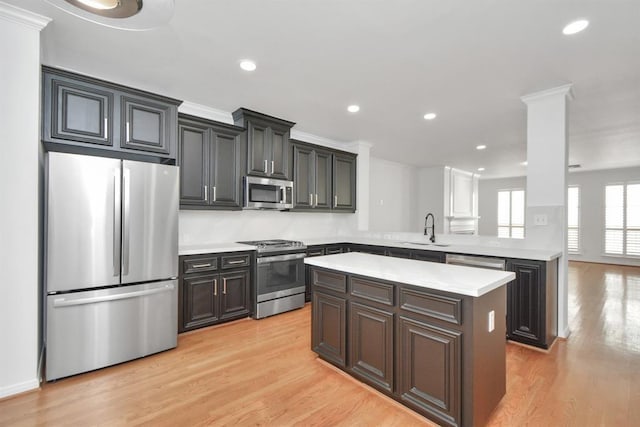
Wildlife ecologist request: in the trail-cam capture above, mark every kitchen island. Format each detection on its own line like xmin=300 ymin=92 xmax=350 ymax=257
xmin=305 ymin=252 xmax=515 ymax=427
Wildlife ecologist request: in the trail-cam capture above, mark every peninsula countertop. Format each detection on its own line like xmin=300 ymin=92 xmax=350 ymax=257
xmin=304 ymin=252 xmax=516 ymax=297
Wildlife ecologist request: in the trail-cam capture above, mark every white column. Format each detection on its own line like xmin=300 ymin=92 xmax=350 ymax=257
xmin=0 ymin=2 xmax=51 ymax=398
xmin=521 ymin=84 xmax=573 ymax=339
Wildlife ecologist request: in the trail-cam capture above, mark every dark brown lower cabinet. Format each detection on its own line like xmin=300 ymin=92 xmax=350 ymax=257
xmin=506 ymin=259 xmax=557 ymax=349
xmin=397 ymin=316 xmax=461 ymax=427
xmin=219 ymin=270 xmax=251 ymax=321
xmin=182 ymin=273 xmax=220 ymax=330
xmin=312 ymin=291 xmax=346 ymax=367
xmin=179 ymin=251 xmax=252 ymax=333
xmin=349 ymin=302 xmax=394 ymax=393
xmin=310 ymin=266 xmax=507 ymax=427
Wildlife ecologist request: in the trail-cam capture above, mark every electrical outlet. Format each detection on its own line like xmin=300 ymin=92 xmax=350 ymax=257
xmin=488 ymin=310 xmax=495 ymax=332
xmin=534 ymin=214 xmax=548 ymax=226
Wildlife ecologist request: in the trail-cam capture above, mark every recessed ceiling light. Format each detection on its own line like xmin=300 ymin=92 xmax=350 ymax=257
xmin=423 ymin=113 xmax=437 ymax=120
xmin=563 ymin=19 xmax=589 ymax=35
xmin=477 ymin=167 xmax=485 ymax=172
xmin=347 ymin=105 xmax=360 ymax=113
xmin=521 ymin=161 xmax=528 ymax=166
xmin=60 ymin=0 xmax=142 ymax=17
xmin=476 ymin=145 xmax=486 ymax=150
xmin=240 ymin=60 xmax=257 ymax=71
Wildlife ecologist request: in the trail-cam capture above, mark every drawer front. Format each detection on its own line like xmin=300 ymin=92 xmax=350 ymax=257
xmin=312 ymin=269 xmax=347 ymax=294
xmin=399 ymin=288 xmax=462 ymax=325
xmin=307 ymin=247 xmax=326 ymax=257
xmin=183 ymin=256 xmax=218 ymax=274
xmin=221 ymin=254 xmax=251 ymax=269
xmin=350 ymin=277 xmax=394 ymax=306
xmin=325 ymin=245 xmax=344 ymax=255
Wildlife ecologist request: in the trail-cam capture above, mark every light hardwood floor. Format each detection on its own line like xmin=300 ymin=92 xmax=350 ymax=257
xmin=1 ymin=261 xmax=639 ymax=426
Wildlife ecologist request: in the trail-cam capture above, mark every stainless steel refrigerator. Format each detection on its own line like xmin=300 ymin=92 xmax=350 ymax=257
xmin=45 ymin=151 xmax=179 ymax=381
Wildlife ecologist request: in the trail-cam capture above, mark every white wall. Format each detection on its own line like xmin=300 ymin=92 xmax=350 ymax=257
xmin=0 ymin=3 xmax=50 ymax=398
xmin=478 ymin=176 xmax=527 ymax=236
xmin=368 ymin=157 xmax=418 ymax=232
xmin=478 ymin=167 xmax=640 ymax=267
xmin=180 ymin=210 xmax=357 ymax=245
xmin=416 ymin=167 xmax=447 ymax=233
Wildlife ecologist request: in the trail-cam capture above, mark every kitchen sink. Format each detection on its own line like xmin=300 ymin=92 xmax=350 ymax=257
xmin=400 ymin=241 xmax=450 ymax=247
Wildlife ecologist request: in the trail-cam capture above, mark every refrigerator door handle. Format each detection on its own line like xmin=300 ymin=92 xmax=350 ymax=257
xmin=113 ymin=168 xmax=121 ymax=277
xmin=122 ymin=167 xmax=131 ymax=275
xmin=52 ymin=283 xmax=176 ymax=307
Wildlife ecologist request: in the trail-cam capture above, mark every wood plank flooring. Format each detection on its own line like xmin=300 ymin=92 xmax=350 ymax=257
xmin=1 ymin=261 xmax=639 ymax=426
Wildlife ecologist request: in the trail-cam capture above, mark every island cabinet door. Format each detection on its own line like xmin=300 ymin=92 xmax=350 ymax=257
xmin=312 ymin=292 xmax=347 ymax=367
xmin=506 ymin=260 xmax=545 ymax=347
xmin=348 ymin=302 xmax=394 ymax=393
xmin=397 ymin=316 xmax=462 ymax=427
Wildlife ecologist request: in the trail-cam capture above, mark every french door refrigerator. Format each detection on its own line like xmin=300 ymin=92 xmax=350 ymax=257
xmin=45 ymin=152 xmax=179 ymax=381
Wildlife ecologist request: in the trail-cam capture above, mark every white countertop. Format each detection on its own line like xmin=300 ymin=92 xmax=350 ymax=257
xmin=179 ymin=242 xmax=256 ymax=256
xmin=303 ymin=236 xmax=561 ymax=261
xmin=180 ymin=236 xmax=561 ymax=261
xmin=305 ymin=252 xmax=515 ymax=297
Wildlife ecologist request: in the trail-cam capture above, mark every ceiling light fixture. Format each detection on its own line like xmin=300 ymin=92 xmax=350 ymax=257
xmin=562 ymin=19 xmax=589 ymax=35
xmin=62 ymin=0 xmax=142 ymax=18
xmin=239 ymin=60 xmax=257 ymax=71
xmin=477 ymin=167 xmax=485 ymax=172
xmin=347 ymin=105 xmax=360 ymax=113
xmin=476 ymin=144 xmax=486 ymax=150
xmin=423 ymin=113 xmax=437 ymax=120
xmin=46 ymin=0 xmax=173 ymax=30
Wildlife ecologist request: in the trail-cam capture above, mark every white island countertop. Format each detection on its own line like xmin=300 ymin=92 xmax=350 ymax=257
xmin=305 ymin=252 xmax=516 ymax=297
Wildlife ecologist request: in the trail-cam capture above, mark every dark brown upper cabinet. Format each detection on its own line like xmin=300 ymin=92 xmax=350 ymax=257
xmin=232 ymin=108 xmax=295 ymax=180
xmin=178 ymin=114 xmax=244 ymax=210
xmin=42 ymin=66 xmax=180 ymax=161
xmin=291 ymin=141 xmax=332 ymax=211
xmin=333 ymin=152 xmax=357 ymax=211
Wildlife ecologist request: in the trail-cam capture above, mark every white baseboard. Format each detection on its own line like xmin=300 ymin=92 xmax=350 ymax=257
xmin=558 ymin=326 xmax=571 ymax=339
xmin=0 ymin=378 xmax=39 ymax=399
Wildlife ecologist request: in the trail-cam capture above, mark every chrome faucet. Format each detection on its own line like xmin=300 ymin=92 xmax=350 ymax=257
xmin=424 ymin=213 xmax=436 ymax=243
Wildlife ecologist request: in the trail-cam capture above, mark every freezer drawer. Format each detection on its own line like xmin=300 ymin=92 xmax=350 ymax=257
xmin=46 ymin=280 xmax=178 ymax=381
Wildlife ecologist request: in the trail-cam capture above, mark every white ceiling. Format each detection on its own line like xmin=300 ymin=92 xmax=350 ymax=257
xmin=7 ymin=0 xmax=640 ymax=178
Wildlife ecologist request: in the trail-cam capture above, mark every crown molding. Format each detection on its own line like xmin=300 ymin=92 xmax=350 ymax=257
xmin=521 ymin=83 xmax=574 ymax=104
xmin=0 ymin=2 xmax=52 ymax=30
xmin=178 ymin=101 xmax=234 ymax=124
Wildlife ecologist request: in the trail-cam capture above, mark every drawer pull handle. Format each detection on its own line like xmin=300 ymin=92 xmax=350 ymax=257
xmin=227 ymin=260 xmax=245 ymax=265
xmin=192 ymin=263 xmax=211 ymax=268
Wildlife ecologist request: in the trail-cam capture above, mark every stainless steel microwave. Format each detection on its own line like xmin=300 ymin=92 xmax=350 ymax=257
xmin=243 ymin=176 xmax=294 ymax=210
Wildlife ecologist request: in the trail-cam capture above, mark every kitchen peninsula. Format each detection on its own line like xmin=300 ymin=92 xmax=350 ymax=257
xmin=305 ymin=252 xmax=516 ymax=427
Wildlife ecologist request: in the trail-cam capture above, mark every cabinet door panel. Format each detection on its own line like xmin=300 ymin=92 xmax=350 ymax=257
xmin=51 ymin=79 xmax=113 ymax=146
xmin=247 ymin=120 xmax=269 ymax=176
xmin=507 ymin=261 xmax=544 ymax=345
xmin=211 ymin=131 xmax=241 ymax=207
xmin=270 ymin=125 xmax=290 ymax=179
xmin=183 ymin=274 xmax=219 ymax=330
xmin=349 ymin=302 xmax=394 ymax=392
xmin=220 ymin=270 xmax=250 ymax=320
xmin=333 ymin=153 xmax=357 ymax=211
xmin=178 ymin=123 xmax=209 ymax=205
xmin=312 ymin=292 xmax=347 ymax=367
xmin=121 ymin=96 xmax=172 ymax=155
xmin=315 ymin=149 xmax=333 ymax=209
xmin=293 ymin=144 xmax=314 ymax=208
xmin=398 ymin=316 xmax=461 ymax=426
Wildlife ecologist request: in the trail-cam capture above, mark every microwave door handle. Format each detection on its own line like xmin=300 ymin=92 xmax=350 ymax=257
xmin=280 ymin=186 xmax=286 ymax=204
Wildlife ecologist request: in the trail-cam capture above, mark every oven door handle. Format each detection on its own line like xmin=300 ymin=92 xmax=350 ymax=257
xmin=257 ymin=252 xmax=306 ymax=264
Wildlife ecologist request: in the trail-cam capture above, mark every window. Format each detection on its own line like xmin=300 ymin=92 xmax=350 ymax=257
xmin=605 ymin=183 xmax=640 ymax=256
xmin=568 ymin=186 xmax=580 ymax=253
xmin=498 ymin=189 xmax=525 ymax=238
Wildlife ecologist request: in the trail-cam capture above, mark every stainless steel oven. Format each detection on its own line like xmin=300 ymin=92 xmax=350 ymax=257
xmin=237 ymin=239 xmax=306 ymax=318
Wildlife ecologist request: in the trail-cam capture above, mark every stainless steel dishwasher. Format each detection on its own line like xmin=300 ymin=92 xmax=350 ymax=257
xmin=445 ymin=254 xmax=506 ymax=270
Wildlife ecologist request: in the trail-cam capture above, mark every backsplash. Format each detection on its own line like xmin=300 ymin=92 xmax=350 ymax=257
xmin=179 ymin=209 xmax=358 ymax=245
